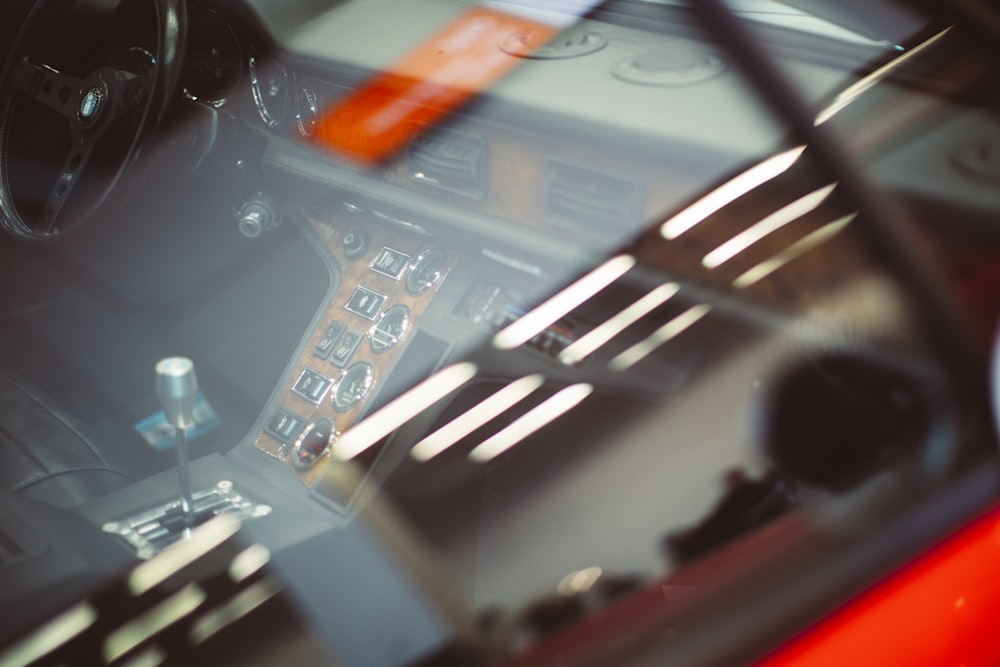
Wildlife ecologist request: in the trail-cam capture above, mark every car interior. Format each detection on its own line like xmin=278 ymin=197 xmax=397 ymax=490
xmin=1 ymin=1 xmax=999 ymax=665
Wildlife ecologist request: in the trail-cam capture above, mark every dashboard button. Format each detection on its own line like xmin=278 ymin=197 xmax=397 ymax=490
xmin=330 ymin=329 xmax=363 ymax=367
xmin=266 ymin=408 xmax=306 ymax=443
xmin=370 ymin=247 xmax=411 ymax=280
xmin=292 ymin=368 xmax=333 ymax=404
xmin=345 ymin=286 xmax=386 ymax=320
xmin=314 ymin=321 xmax=346 ymax=359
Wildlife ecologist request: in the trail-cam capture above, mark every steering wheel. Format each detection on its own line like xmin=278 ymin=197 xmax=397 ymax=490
xmin=0 ymin=0 xmax=186 ymax=239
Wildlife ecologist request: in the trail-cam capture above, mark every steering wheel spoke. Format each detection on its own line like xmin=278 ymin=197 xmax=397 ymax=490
xmin=40 ymin=132 xmax=98 ymax=233
xmin=109 ymin=69 xmax=155 ymax=122
xmin=9 ymin=58 xmax=86 ymax=121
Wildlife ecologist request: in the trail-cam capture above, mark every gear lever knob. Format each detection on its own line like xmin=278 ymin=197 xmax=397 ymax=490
xmin=156 ymin=357 xmax=198 ymax=431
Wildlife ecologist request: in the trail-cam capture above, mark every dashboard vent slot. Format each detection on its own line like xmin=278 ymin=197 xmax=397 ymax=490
xmin=544 ymin=161 xmax=640 ymax=236
xmin=407 ymin=130 xmax=486 ymax=199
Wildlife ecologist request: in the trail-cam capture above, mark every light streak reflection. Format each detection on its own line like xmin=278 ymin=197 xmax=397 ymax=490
xmin=559 ymin=282 xmax=680 ymax=365
xmin=104 ymin=585 xmax=206 ymax=664
xmin=609 ymin=305 xmax=712 ymax=371
xmin=731 ymin=213 xmax=857 ymax=289
xmin=128 ymin=513 xmax=241 ymax=596
xmin=702 ymin=183 xmax=837 ymax=269
xmin=814 ymin=28 xmax=951 ymax=126
xmin=189 ymin=581 xmax=280 ymax=647
xmin=493 ymin=255 xmax=636 ymax=350
xmin=410 ymin=374 xmax=546 ymax=461
xmin=468 ymin=383 xmax=594 ymax=462
xmin=0 ymin=603 xmax=96 ymax=667
xmin=335 ymin=362 xmax=478 ymax=461
xmin=660 ymin=146 xmax=806 ymax=240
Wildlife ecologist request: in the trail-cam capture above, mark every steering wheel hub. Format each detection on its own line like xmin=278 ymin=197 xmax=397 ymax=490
xmin=79 ymin=86 xmax=104 ymax=122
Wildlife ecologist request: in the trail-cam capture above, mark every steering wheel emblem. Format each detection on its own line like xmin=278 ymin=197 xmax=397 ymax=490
xmin=80 ymin=87 xmax=104 ymax=121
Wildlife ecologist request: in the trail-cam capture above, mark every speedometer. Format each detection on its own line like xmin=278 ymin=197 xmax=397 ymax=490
xmin=249 ymin=55 xmax=290 ymax=127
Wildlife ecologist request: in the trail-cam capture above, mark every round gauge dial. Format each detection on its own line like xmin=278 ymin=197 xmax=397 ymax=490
xmin=291 ymin=418 xmax=335 ymax=469
xmin=182 ymin=7 xmax=243 ymax=105
xmin=406 ymin=249 xmax=445 ymax=295
xmin=295 ymin=86 xmax=319 ymax=138
xmin=249 ymin=56 xmax=290 ymax=127
xmin=371 ymin=305 xmax=410 ymax=353
xmin=334 ymin=363 xmax=374 ymax=411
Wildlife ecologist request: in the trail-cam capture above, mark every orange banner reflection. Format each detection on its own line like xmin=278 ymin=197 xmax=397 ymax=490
xmin=313 ymin=5 xmax=560 ymax=164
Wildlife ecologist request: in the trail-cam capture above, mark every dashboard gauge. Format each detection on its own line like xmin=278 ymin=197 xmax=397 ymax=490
xmin=334 ymin=363 xmax=373 ymax=411
xmin=249 ymin=56 xmax=290 ymax=127
xmin=371 ymin=305 xmax=410 ymax=352
xmin=406 ymin=249 xmax=445 ymax=295
xmin=291 ymin=418 xmax=335 ymax=470
xmin=295 ymin=86 xmax=319 ymax=138
xmin=182 ymin=7 xmax=243 ymax=105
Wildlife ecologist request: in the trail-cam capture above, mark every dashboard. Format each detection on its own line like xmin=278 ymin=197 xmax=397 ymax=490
xmin=173 ymin=0 xmax=882 ymax=487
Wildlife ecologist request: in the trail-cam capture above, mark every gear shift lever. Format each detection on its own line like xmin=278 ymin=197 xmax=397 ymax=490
xmin=156 ymin=357 xmax=198 ymax=533
xmin=103 ymin=359 xmax=270 ymax=557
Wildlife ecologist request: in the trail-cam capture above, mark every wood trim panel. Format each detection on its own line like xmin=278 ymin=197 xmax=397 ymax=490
xmin=254 ymin=202 xmax=455 ymax=485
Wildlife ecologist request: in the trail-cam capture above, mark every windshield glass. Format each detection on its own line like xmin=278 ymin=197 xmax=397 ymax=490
xmin=0 ymin=1 xmax=998 ymax=666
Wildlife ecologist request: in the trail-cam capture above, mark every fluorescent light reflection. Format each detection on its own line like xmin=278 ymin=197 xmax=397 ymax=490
xmin=609 ymin=305 xmax=712 ymax=371
xmin=118 ymin=645 xmax=166 ymax=667
xmin=815 ymin=28 xmax=951 ymax=126
xmin=129 ymin=513 xmax=241 ymax=596
xmin=0 ymin=603 xmax=96 ymax=667
xmin=410 ymin=374 xmax=545 ymax=462
xmin=559 ymin=282 xmax=680 ymax=365
xmin=660 ymin=146 xmax=806 ymax=240
xmin=468 ymin=383 xmax=594 ymax=462
xmin=104 ymin=584 xmax=207 ymax=664
xmin=493 ymin=255 xmax=636 ymax=350
xmin=702 ymin=184 xmax=836 ymax=269
xmin=732 ymin=213 xmax=856 ymax=289
xmin=335 ymin=362 xmax=478 ymax=461
xmin=228 ymin=544 xmax=271 ymax=583
xmin=189 ymin=581 xmax=280 ymax=646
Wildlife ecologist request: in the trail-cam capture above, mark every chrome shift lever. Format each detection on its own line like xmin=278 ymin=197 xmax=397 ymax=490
xmin=155 ymin=357 xmax=198 ymax=533
xmin=156 ymin=357 xmax=198 ymax=430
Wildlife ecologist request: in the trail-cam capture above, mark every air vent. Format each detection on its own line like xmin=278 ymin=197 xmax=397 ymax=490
xmin=407 ymin=130 xmax=486 ymax=199
xmin=544 ymin=161 xmax=640 ymax=236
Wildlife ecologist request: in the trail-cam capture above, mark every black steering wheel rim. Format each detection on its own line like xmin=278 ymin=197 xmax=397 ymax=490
xmin=0 ymin=0 xmax=186 ymax=239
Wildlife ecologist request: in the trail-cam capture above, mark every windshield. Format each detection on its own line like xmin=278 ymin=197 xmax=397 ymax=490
xmin=0 ymin=1 xmax=998 ymax=666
